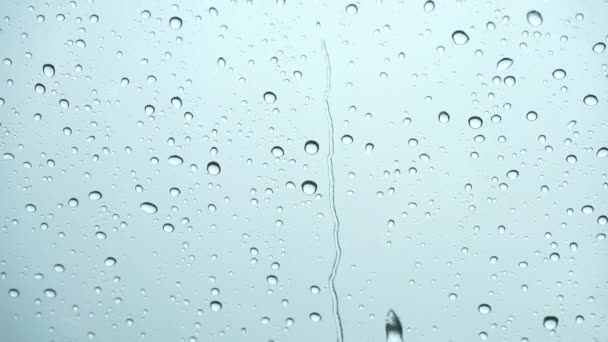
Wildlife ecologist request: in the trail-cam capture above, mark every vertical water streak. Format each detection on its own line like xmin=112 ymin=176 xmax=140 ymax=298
xmin=322 ymin=39 xmax=344 ymax=342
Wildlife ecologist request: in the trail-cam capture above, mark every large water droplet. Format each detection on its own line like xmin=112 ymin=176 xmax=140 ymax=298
xmin=44 ymin=288 xmax=57 ymax=298
xmin=263 ymin=91 xmax=277 ymax=104
xmin=478 ymin=304 xmax=492 ymax=314
xmin=140 ymin=202 xmax=158 ymax=214
xmin=583 ymin=94 xmax=598 ymax=106
xmin=452 ymin=30 xmax=469 ymax=45
xmin=88 ymin=191 xmax=102 ymax=200
xmin=210 ymin=301 xmax=222 ymax=311
xmin=423 ymin=0 xmax=435 ymax=12
xmin=43 ymin=64 xmax=55 ymax=77
xmin=597 ymin=147 xmax=608 ymax=158
xmin=552 ymin=69 xmax=566 ymax=80
xmin=496 ymin=58 xmax=513 ymax=71
xmin=207 ymin=161 xmax=221 ymax=175
xmin=305 ymin=140 xmax=319 ymax=154
xmin=593 ymin=42 xmax=606 ymax=54
xmin=104 ymin=257 xmax=117 ymax=266
xmin=526 ymin=10 xmax=543 ymax=26
xmin=385 ymin=309 xmax=403 ymax=342
xmin=543 ymin=316 xmax=558 ymax=330
xmin=468 ymin=116 xmax=483 ymax=129
xmin=346 ymin=4 xmax=358 ymax=15
xmin=169 ymin=16 xmax=182 ymax=29
xmin=8 ymin=288 xmax=20 ymax=297
xmin=168 ymin=155 xmax=184 ymax=165
xmin=271 ymin=146 xmax=284 ymax=157
xmin=507 ymin=169 xmax=519 ymax=179
xmin=438 ymin=111 xmax=450 ymax=123
xmin=309 ymin=312 xmax=322 ymax=322
xmin=301 ymin=181 xmax=317 ymax=195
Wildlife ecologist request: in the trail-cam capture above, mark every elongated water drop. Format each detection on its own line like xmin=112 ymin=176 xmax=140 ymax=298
xmin=386 ymin=309 xmax=403 ymax=342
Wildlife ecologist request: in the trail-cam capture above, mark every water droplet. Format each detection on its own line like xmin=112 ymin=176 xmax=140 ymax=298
xmin=88 ymin=191 xmax=102 ymax=200
xmin=271 ymin=146 xmax=284 ymax=157
xmin=104 ymin=257 xmax=117 ymax=266
xmin=526 ymin=111 xmax=538 ymax=121
xmin=8 ymin=288 xmax=20 ymax=297
xmin=566 ymin=154 xmax=577 ymax=164
xmin=305 ymin=140 xmax=319 ymax=154
xmin=552 ymin=69 xmax=566 ymax=80
xmin=543 ymin=316 xmax=558 ymax=330
xmin=341 ymin=135 xmax=353 ymax=144
xmin=507 ymin=170 xmax=519 ymax=179
xmin=452 ymin=30 xmax=469 ymax=45
xmin=310 ymin=285 xmax=320 ymax=294
xmin=54 ymin=264 xmax=65 ymax=272
xmin=207 ymin=161 xmax=221 ymax=175
xmin=309 ymin=312 xmax=322 ymax=322
xmin=346 ymin=4 xmax=358 ymax=15
xmin=385 ymin=309 xmax=403 ymax=342
xmin=263 ymin=91 xmax=277 ymax=104
xmin=583 ymin=94 xmax=598 ymax=106
xmin=210 ymin=301 xmax=222 ymax=311
xmin=171 ymin=96 xmax=182 ymax=108
xmin=163 ymin=223 xmax=175 ymax=233
xmin=44 ymin=288 xmax=57 ymax=298
xmin=35 ymin=83 xmax=46 ymax=94
xmin=596 ymin=147 xmax=608 ymax=158
xmin=169 ymin=16 xmax=182 ymax=29
xmin=468 ymin=116 xmax=483 ymax=129
xmin=68 ymin=198 xmax=79 ymax=207
xmin=423 ymin=0 xmax=435 ymax=12
xmin=438 ymin=111 xmax=450 ymax=123
xmin=581 ymin=205 xmax=594 ymax=214
xmin=168 ymin=155 xmax=184 ymax=165
xmin=140 ymin=202 xmax=158 ymax=214
xmin=593 ymin=42 xmax=606 ymax=54
xmin=526 ymin=10 xmax=543 ymax=26
xmin=43 ymin=64 xmax=55 ymax=77
xmin=301 ymin=181 xmax=317 ymax=195
xmin=496 ymin=58 xmax=513 ymax=71
xmin=478 ymin=304 xmax=492 ymax=314
xmin=25 ymin=203 xmax=37 ymax=212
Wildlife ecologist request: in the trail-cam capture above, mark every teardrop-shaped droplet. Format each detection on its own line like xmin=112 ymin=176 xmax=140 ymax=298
xmin=496 ymin=57 xmax=513 ymax=71
xmin=386 ymin=309 xmax=403 ymax=342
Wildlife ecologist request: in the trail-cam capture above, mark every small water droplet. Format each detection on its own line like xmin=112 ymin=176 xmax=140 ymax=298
xmin=309 ymin=312 xmax=322 ymax=322
xmin=341 ymin=135 xmax=353 ymax=144
xmin=566 ymin=154 xmax=578 ymax=164
xmin=171 ymin=96 xmax=182 ymax=108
